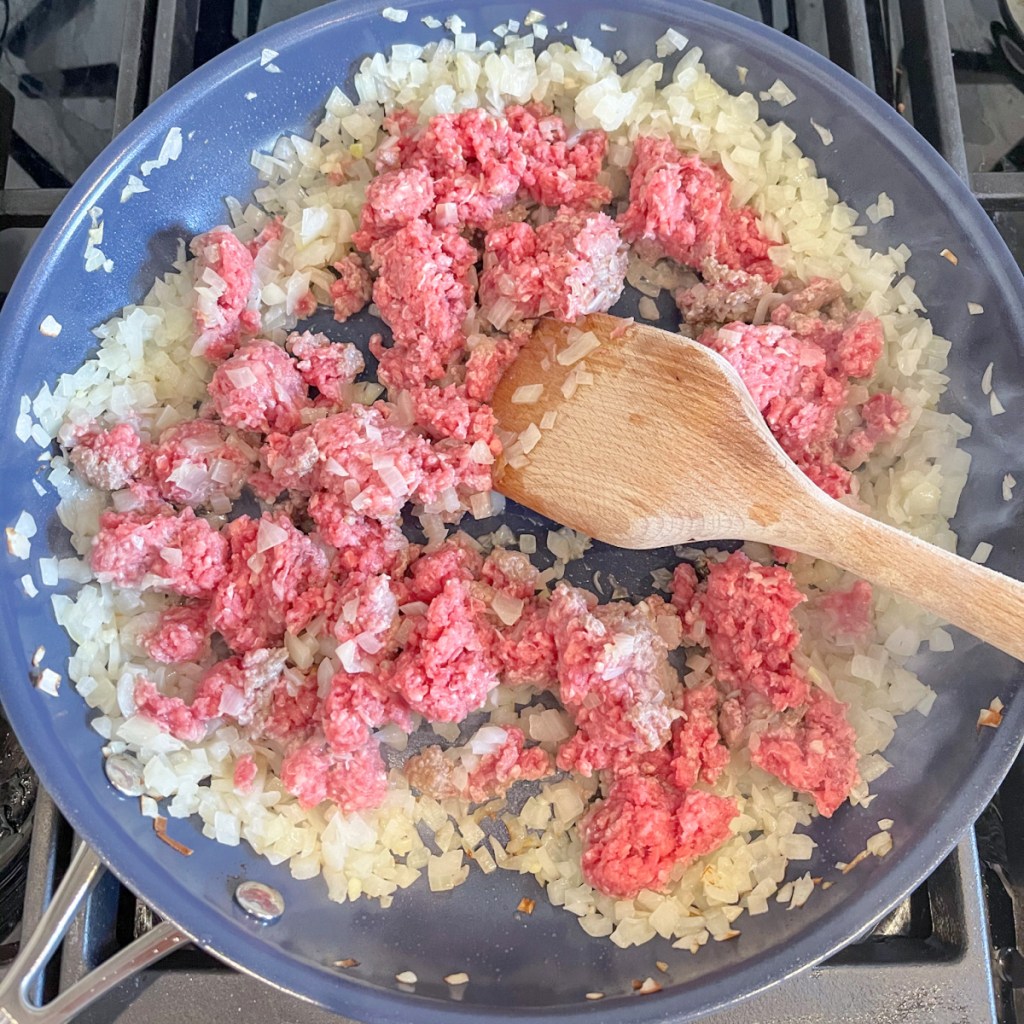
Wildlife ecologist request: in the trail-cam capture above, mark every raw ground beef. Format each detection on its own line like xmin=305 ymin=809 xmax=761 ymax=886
xmin=676 ymin=551 xmax=809 ymax=711
xmin=751 ymin=689 xmax=861 ymax=817
xmin=208 ymin=340 xmax=309 ymax=434
xmin=190 ymin=227 xmax=260 ymax=360
xmin=479 ymin=208 xmax=627 ymax=326
xmin=329 ymin=254 xmax=373 ymax=321
xmin=463 ymin=726 xmax=553 ymax=802
xmin=69 ymin=424 xmax=149 ymax=491
xmin=101 ymin=97 xmax=887 ymax=902
xmin=581 ymin=776 xmax=737 ymax=899
xmin=620 ymin=136 xmax=780 ymax=282
xmin=548 ymin=586 xmax=679 ymax=777
xmin=391 ymin=577 xmax=501 ymax=721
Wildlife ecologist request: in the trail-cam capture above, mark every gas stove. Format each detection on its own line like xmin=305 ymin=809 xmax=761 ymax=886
xmin=0 ymin=2 xmax=1022 ymax=1022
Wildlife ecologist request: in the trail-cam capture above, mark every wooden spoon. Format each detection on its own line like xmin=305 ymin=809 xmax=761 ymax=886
xmin=491 ymin=312 xmax=1024 ymax=663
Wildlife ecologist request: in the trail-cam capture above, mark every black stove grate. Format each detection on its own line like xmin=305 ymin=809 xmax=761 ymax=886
xmin=0 ymin=1 xmax=1022 ymax=1022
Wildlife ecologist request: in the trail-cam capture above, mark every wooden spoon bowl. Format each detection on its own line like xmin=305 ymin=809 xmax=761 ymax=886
xmin=492 ymin=313 xmax=1024 ymax=662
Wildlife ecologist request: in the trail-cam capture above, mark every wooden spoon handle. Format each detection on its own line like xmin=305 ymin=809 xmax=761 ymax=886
xmin=788 ymin=499 xmax=1024 ymax=663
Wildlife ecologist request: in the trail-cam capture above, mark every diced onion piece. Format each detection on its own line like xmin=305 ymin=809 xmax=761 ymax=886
xmin=511 ymin=384 xmax=544 ymax=404
xmin=35 ymin=668 xmax=61 ymax=696
xmin=444 ymin=972 xmax=469 ymax=986
xmin=981 ymin=362 xmax=994 ymax=395
xmin=811 ymin=119 xmax=833 ymax=145
xmin=556 ymin=330 xmax=600 ymax=365
xmin=990 ymin=390 xmax=1005 ymax=415
xmin=381 ymin=7 xmax=409 ymax=23
xmin=256 ymin=518 xmax=290 ymax=553
xmin=637 ymin=296 xmax=659 ymax=320
xmin=968 ymin=302 xmax=984 ymax=315
xmin=395 ymin=970 xmax=418 ymax=984
xmin=939 ymin=248 xmax=958 ymax=265
xmin=491 ymin=591 xmax=525 ymax=626
xmin=971 ymin=541 xmax=993 ymax=564
xmin=39 ymin=315 xmax=62 ymax=337
xmin=519 ymin=423 xmax=541 ymax=454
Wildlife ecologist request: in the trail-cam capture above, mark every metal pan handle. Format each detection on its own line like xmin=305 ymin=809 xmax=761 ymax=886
xmin=0 ymin=843 xmax=187 ymax=1024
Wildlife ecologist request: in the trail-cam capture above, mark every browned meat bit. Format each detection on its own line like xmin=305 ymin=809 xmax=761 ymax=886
xmin=674 ymin=258 xmax=772 ymax=327
xmin=403 ymin=744 xmax=458 ymax=799
xmin=776 ymin=276 xmax=844 ymax=315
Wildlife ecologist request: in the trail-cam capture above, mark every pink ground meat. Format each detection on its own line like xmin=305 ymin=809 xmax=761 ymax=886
xmin=190 ymin=648 xmax=289 ymax=727
xmin=133 ymin=677 xmax=207 ymax=743
xmin=619 ymin=137 xmax=779 ymax=282
xmin=818 ymin=580 xmax=874 ymax=644
xmin=480 ymin=208 xmax=627 ymax=326
xmin=190 ymin=227 xmax=260 ymax=360
xmin=209 ymin=514 xmax=329 ymax=653
xmin=397 ymin=539 xmax=483 ymax=605
xmin=505 ymin=104 xmax=611 ymax=209
xmin=149 ymin=420 xmax=252 ymax=508
xmin=376 ymin=108 xmax=526 ymax=231
xmin=91 ymin=506 xmax=228 ymax=598
xmin=409 ymin=384 xmax=499 ymax=447
xmin=307 ymin=498 xmax=411 ymax=575
xmin=327 ymin=572 xmax=399 ymax=653
xmin=69 ymin=424 xmax=149 ymax=492
xmin=482 ymin=548 xmax=539 ymax=601
xmin=548 ymin=586 xmax=677 ymax=777
xmin=750 ymin=688 xmax=861 ymax=817
xmin=352 ymin=168 xmax=436 ymax=249
xmin=208 ymin=341 xmax=309 ymax=434
xmin=391 ymin=577 xmax=501 ymax=721
xmin=670 ymin=684 xmax=731 ymax=790
xmin=329 ymin=254 xmax=373 ymax=321
xmin=286 ymin=331 xmax=365 ymax=404
xmin=323 ymin=671 xmax=410 ymax=755
xmin=679 ymin=552 xmax=810 ymax=711
xmin=280 ymin=736 xmax=388 ymax=812
xmin=143 ymin=602 xmax=211 ymax=663
xmin=464 ymin=727 xmax=553 ymax=802
xmin=369 ymin=220 xmax=477 ymax=389
xmin=496 ymin=604 xmax=557 ymax=687
xmin=581 ymin=776 xmax=737 ymax=899
xmin=464 ymin=335 xmax=525 ymax=403
xmin=701 ymin=320 xmax=851 ymax=498
xmin=841 ymin=391 xmax=909 ymax=465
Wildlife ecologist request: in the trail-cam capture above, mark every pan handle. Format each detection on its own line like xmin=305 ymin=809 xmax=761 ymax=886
xmin=0 ymin=842 xmax=188 ymax=1024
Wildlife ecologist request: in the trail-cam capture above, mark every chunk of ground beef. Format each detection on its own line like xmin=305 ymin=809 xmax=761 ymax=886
xmin=190 ymin=227 xmax=260 ymax=360
xmin=680 ymin=552 xmax=810 ymax=711
xmin=391 ymin=577 xmax=501 ymax=721
xmin=581 ymin=776 xmax=737 ymax=899
xmin=149 ymin=420 xmax=252 ymax=508
xmin=69 ymin=423 xmax=149 ymax=491
xmin=675 ymin=258 xmax=773 ymax=327
xmin=143 ymin=602 xmax=211 ymax=663
xmin=280 ymin=736 xmax=388 ymax=812
xmin=329 ymin=254 xmax=373 ymax=321
xmin=369 ymin=220 xmax=478 ymax=389
xmin=91 ymin=506 xmax=228 ymax=598
xmin=323 ymin=671 xmax=410 ymax=755
xmin=307 ymin=498 xmax=411 ymax=574
xmin=352 ymin=167 xmax=436 ymax=249
xmin=818 ymin=580 xmax=874 ymax=644
xmin=286 ymin=331 xmax=365 ymax=404
xmin=464 ymin=727 xmax=553 ymax=802
xmin=670 ymin=684 xmax=730 ymax=790
xmin=208 ymin=340 xmax=309 ymax=434
xmin=479 ymin=208 xmax=627 ymax=326
xmin=619 ymin=137 xmax=779 ymax=282
xmin=701 ymin=320 xmax=851 ymax=498
xmin=505 ymin=103 xmax=611 ymax=208
xmin=209 ymin=513 xmax=329 ymax=652
xmin=750 ymin=688 xmax=860 ymax=816
xmin=548 ymin=585 xmax=678 ymax=777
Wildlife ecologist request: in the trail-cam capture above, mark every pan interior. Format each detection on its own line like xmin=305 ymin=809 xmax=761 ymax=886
xmin=0 ymin=1 xmax=1021 ymax=1020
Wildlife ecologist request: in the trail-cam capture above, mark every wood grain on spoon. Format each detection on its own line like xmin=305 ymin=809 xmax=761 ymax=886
xmin=492 ymin=312 xmax=1024 ymax=663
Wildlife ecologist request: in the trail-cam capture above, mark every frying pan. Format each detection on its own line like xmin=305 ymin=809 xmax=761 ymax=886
xmin=0 ymin=1 xmax=1021 ymax=1022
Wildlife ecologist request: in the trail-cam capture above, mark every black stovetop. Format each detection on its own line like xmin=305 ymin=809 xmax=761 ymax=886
xmin=1 ymin=2 xmax=1023 ymax=1022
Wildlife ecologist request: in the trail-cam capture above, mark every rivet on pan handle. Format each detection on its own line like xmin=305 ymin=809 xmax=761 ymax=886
xmin=0 ymin=843 xmax=188 ymax=1024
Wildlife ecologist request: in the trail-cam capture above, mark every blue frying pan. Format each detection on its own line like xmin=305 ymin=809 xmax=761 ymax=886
xmin=0 ymin=2 xmax=1022 ymax=1021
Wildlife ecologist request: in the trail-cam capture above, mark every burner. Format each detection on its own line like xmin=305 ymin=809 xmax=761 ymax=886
xmin=0 ymin=710 xmax=35 ymax=946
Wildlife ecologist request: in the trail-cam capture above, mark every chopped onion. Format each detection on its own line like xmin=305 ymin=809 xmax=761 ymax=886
xmin=511 ymin=384 xmax=544 ymax=404
xmin=556 ymin=329 xmax=600 ymax=365
xmin=256 ymin=518 xmax=289 ymax=552
xmin=491 ymin=591 xmax=525 ymax=625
